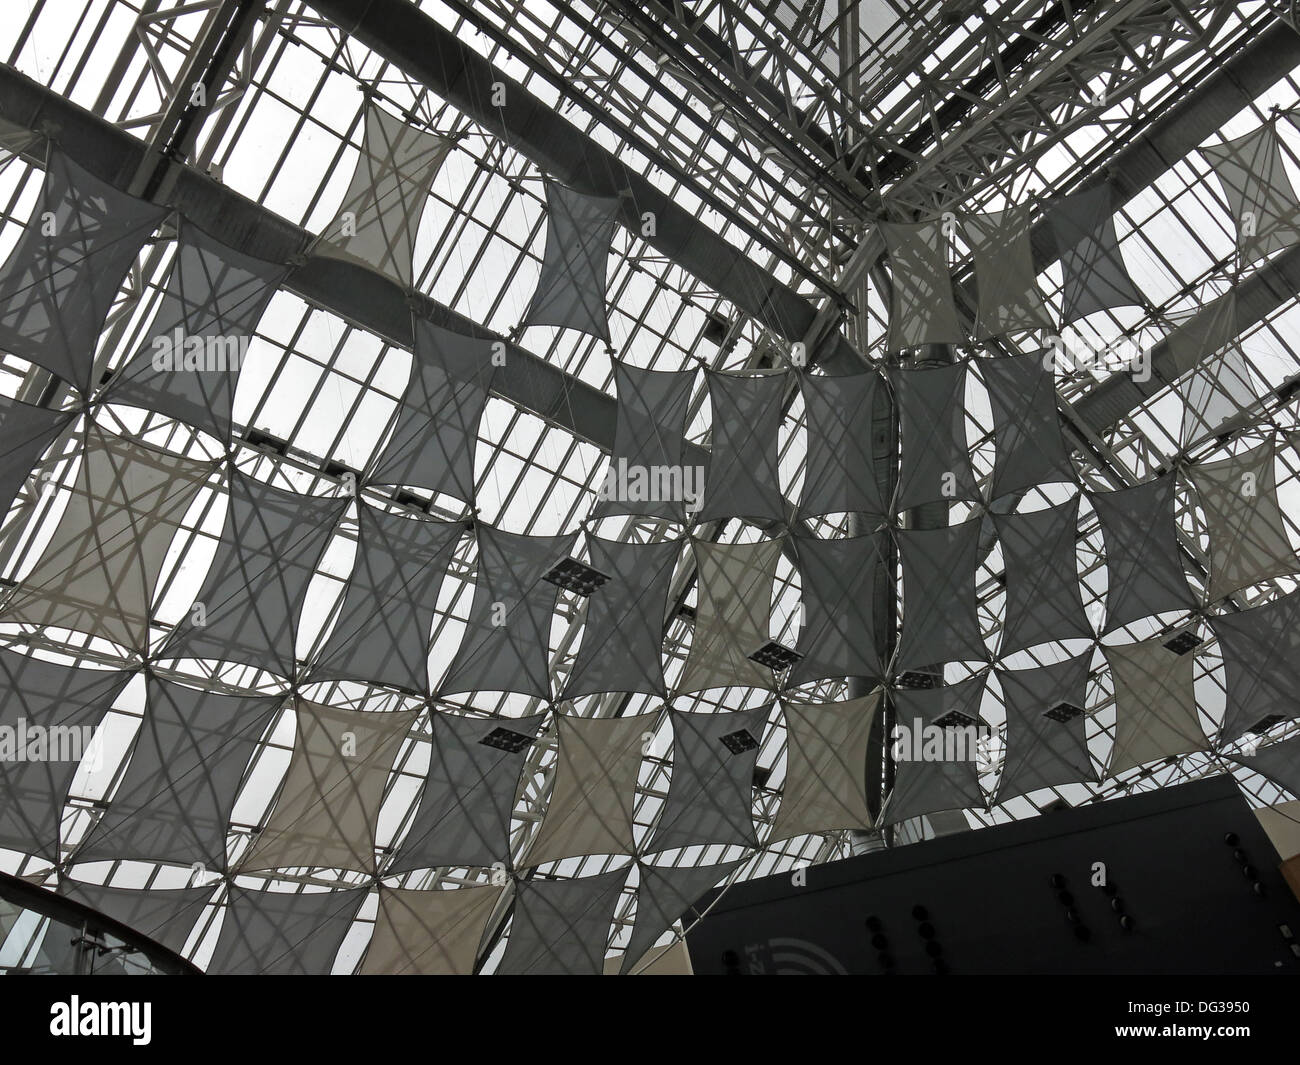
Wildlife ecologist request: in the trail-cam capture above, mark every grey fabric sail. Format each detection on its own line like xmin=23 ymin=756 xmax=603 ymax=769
xmin=0 ymin=647 xmax=129 ymax=863
xmin=366 ymin=317 xmax=495 ymax=503
xmin=770 ymin=693 xmax=880 ymax=841
xmin=1047 ymin=185 xmax=1145 ymax=322
xmin=1 ymin=426 xmax=215 ymax=651
xmin=797 ymin=371 xmax=888 ymax=518
xmin=497 ymin=867 xmax=626 ymax=975
xmin=884 ymin=675 xmax=987 ymax=825
xmin=1208 ymin=591 xmax=1300 ymax=742
xmin=312 ymin=106 xmax=451 ymax=289
xmin=386 ymin=711 xmax=545 ymax=873
xmin=592 ymin=361 xmax=697 ymax=521
xmin=75 ymin=675 xmax=282 ymax=869
xmin=995 ymin=652 xmax=1095 ymax=804
xmin=787 ymin=532 xmax=886 ymax=687
xmin=1231 ymin=735 xmax=1300 ymax=798
xmin=437 ymin=525 xmax=577 ymax=699
xmin=962 ymin=205 xmax=1055 ymax=336
xmin=163 ymin=469 xmax=346 ymax=677
xmin=697 ymin=369 xmax=787 ymax=523
xmin=1164 ymin=292 xmax=1261 ymax=447
xmin=1165 ymin=290 xmax=1239 ymax=378
xmin=0 ymin=393 xmax=72 ymax=519
xmin=646 ymin=703 xmax=770 ymax=852
xmin=361 ymin=883 xmax=503 ymax=975
xmin=522 ymin=711 xmax=655 ymax=867
xmin=562 ymin=535 xmax=679 ymax=699
xmin=620 ymin=858 xmax=745 ymax=974
xmin=1090 ymin=475 xmax=1195 ymax=632
xmin=311 ymin=506 xmax=463 ymax=693
xmin=981 ymin=352 xmax=1077 ymax=499
xmin=108 ymin=218 xmax=286 ymax=441
xmin=57 ymin=879 xmax=212 ymax=958
xmin=1186 ymin=438 xmax=1297 ymax=601
xmin=890 ymin=361 xmax=980 ymax=511
xmin=895 ymin=518 xmax=987 ymax=671
xmin=1203 ymin=122 xmax=1300 ymax=266
xmin=1104 ymin=638 xmax=1206 ymax=774
xmin=879 ymin=220 xmax=963 ymax=350
xmin=1178 ymin=345 xmax=1261 ymax=450
xmin=207 ymin=885 xmax=368 ymax=975
xmin=0 ymin=151 xmax=166 ymax=392
xmin=678 ymin=537 xmax=781 ymax=694
xmin=993 ymin=498 xmax=1092 ymax=654
xmin=521 ymin=180 xmax=621 ymax=342
xmin=240 ymin=700 xmax=417 ymax=873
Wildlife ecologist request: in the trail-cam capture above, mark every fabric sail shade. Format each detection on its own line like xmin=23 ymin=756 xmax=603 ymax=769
xmin=366 ymin=316 xmax=496 ymax=504
xmin=770 ymin=693 xmax=880 ymax=841
xmin=889 ymin=360 xmax=980 ymax=512
xmin=162 ymin=469 xmax=347 ymax=677
xmin=562 ymin=534 xmax=678 ymax=699
xmin=961 ymin=204 xmax=1055 ymax=337
xmin=75 ymin=675 xmax=282 ymax=870
xmin=496 ymin=867 xmax=626 ymax=975
xmin=0 ymin=150 xmax=167 ymax=393
xmin=797 ymin=370 xmax=888 ymax=518
xmin=884 ymin=675 xmax=987 ymax=826
xmin=311 ymin=105 xmax=451 ymax=289
xmin=593 ymin=361 xmax=696 ymax=521
xmin=1046 ymin=184 xmax=1145 ymax=323
xmin=521 ymin=711 xmax=654 ymax=867
xmin=310 ymin=506 xmax=463 ymax=694
xmin=239 ymin=699 xmax=417 ymax=873
xmin=696 ymin=368 xmax=787 ymax=524
xmin=1 ymin=426 xmax=216 ymax=652
xmin=361 ymin=884 xmax=503 ymax=976
xmin=437 ymin=525 xmax=576 ymax=699
xmin=677 ymin=537 xmax=781 ymax=694
xmin=1202 ymin=121 xmax=1300 ymax=267
xmin=1103 ymin=638 xmax=1206 ymax=775
xmin=995 ymin=652 xmax=1096 ymax=803
xmin=520 ymin=180 xmax=621 ymax=342
xmin=206 ymin=885 xmax=369 ymax=975
xmin=386 ymin=711 xmax=545 ymax=873
xmin=879 ymin=219 xmax=963 ymax=350
xmin=646 ymin=704 xmax=770 ymax=852
xmin=108 ymin=217 xmax=287 ymax=442
xmin=1208 ymin=590 xmax=1300 ymax=742
xmin=0 ymin=648 xmax=130 ymax=863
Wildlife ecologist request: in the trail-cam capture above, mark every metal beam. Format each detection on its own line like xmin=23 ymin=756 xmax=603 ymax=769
xmin=300 ymin=0 xmax=833 ymax=341
xmin=0 ymin=62 xmax=656 ymax=461
xmin=820 ymin=13 xmax=1300 ymax=368
xmin=4 ymin=3 xmax=1290 ymax=457
xmin=1074 ymin=240 xmax=1300 ymax=434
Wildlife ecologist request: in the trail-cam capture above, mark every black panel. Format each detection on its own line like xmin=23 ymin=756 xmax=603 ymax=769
xmin=686 ymin=777 xmax=1300 ymax=974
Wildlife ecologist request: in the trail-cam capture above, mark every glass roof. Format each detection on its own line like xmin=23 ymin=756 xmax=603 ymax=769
xmin=0 ymin=0 xmax=1297 ymax=973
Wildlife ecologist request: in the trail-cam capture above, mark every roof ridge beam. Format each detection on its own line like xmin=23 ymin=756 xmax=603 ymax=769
xmin=300 ymin=0 xmax=835 ymax=340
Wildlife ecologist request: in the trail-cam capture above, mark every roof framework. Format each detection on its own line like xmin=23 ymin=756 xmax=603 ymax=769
xmin=0 ymin=0 xmax=1298 ymax=973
